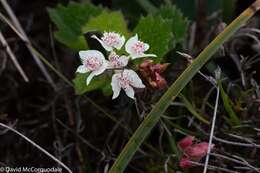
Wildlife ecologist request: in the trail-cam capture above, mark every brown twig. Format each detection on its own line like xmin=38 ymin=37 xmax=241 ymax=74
xmin=0 ymin=122 xmax=72 ymax=173
xmin=0 ymin=31 xmax=29 ymax=82
xmin=0 ymin=0 xmax=57 ymax=90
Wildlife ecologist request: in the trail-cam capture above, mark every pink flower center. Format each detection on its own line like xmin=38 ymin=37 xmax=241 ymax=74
xmin=131 ymin=41 xmax=145 ymax=54
xmin=102 ymin=33 xmax=120 ymax=47
xmin=84 ymin=57 xmax=102 ymax=71
xmin=109 ymin=54 xmax=125 ymax=68
xmin=117 ymin=75 xmax=130 ymax=89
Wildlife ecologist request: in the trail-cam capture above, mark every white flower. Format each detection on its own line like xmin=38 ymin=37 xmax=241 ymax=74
xmin=76 ymin=50 xmax=108 ymax=85
xmin=107 ymin=51 xmax=129 ymax=69
xmin=111 ymin=69 xmax=145 ymax=99
xmin=91 ymin=32 xmax=125 ymax=51
xmin=125 ymin=34 xmax=156 ymax=59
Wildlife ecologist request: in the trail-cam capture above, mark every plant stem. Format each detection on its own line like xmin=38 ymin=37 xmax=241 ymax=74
xmin=203 ymin=86 xmax=220 ymax=173
xmin=0 ymin=123 xmax=72 ymax=173
xmin=108 ymin=1 xmax=260 ymax=173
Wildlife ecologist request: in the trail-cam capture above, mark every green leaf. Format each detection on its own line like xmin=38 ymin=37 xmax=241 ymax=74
xmin=218 ymin=81 xmax=240 ymax=125
xmin=83 ymin=10 xmax=130 ymax=37
xmin=134 ymin=15 xmax=173 ymax=63
xmin=47 ymin=2 xmax=102 ymax=50
xmin=73 ymin=73 xmax=112 ymax=95
xmin=157 ymin=5 xmax=189 ymax=44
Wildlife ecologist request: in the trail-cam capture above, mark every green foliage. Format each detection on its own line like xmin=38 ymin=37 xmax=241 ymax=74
xmin=157 ymin=5 xmax=189 ymax=44
xmin=222 ymin=0 xmax=236 ymax=22
xmin=174 ymin=0 xmax=196 ymax=20
xmin=218 ymin=81 xmax=240 ymax=125
xmin=83 ymin=10 xmax=130 ymax=37
xmin=134 ymin=15 xmax=173 ymax=63
xmin=73 ymin=73 xmax=112 ymax=95
xmin=47 ymin=2 xmax=102 ymax=50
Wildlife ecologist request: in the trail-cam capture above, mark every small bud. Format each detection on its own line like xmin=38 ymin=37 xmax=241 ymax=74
xmin=178 ymin=136 xmax=194 ymax=150
xmin=139 ymin=60 xmax=169 ymax=90
xmin=139 ymin=59 xmax=153 ymax=69
xmin=185 ymin=142 xmax=214 ymax=159
xmin=150 ymin=63 xmax=170 ymax=73
xmin=155 ymin=72 xmax=167 ymax=90
xmin=179 ymin=157 xmax=193 ymax=168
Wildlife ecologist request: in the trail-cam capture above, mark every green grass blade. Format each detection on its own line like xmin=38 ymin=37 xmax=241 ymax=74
xmin=179 ymin=94 xmax=209 ymax=124
xmin=218 ymin=81 xmax=240 ymax=125
xmin=109 ymin=2 xmax=259 ymax=173
xmin=168 ymin=136 xmax=181 ymax=159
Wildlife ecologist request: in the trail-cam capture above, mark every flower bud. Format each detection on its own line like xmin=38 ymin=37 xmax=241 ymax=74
xmin=155 ymin=72 xmax=167 ymax=89
xmin=185 ymin=142 xmax=214 ymax=159
xmin=179 ymin=157 xmax=193 ymax=168
xmin=139 ymin=60 xmax=169 ymax=89
xmin=178 ymin=136 xmax=194 ymax=150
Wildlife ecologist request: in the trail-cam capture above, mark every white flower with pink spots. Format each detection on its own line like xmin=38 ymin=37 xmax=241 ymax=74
xmin=107 ymin=52 xmax=129 ymax=69
xmin=111 ymin=69 xmax=145 ymax=99
xmin=76 ymin=50 xmax=108 ymax=85
xmin=125 ymin=34 xmax=156 ymax=59
xmin=91 ymin=32 xmax=125 ymax=51
xmin=76 ymin=32 xmax=160 ymax=99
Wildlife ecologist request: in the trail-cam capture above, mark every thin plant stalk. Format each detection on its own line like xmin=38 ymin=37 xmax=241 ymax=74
xmin=0 ymin=0 xmax=57 ymax=90
xmin=0 ymin=31 xmax=29 ymax=82
xmin=108 ymin=1 xmax=260 ymax=173
xmin=203 ymin=86 xmax=220 ymax=173
xmin=0 ymin=123 xmax=72 ymax=173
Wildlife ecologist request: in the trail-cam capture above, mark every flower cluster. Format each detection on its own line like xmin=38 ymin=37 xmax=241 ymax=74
xmin=76 ymin=31 xmax=156 ymax=99
xmin=178 ymin=136 xmax=214 ymax=169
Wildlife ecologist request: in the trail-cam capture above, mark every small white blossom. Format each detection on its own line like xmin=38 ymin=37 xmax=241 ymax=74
xmin=107 ymin=52 xmax=129 ymax=69
xmin=125 ymin=34 xmax=156 ymax=59
xmin=91 ymin=32 xmax=125 ymax=51
xmin=76 ymin=50 xmax=108 ymax=85
xmin=111 ymin=69 xmax=145 ymax=99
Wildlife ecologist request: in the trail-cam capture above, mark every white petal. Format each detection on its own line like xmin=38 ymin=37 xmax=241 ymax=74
xmin=91 ymin=35 xmax=113 ymax=51
xmin=144 ymin=43 xmax=149 ymax=51
xmin=131 ymin=53 xmax=157 ymax=59
xmin=85 ymin=60 xmax=108 ymax=85
xmin=79 ymin=51 xmax=88 ymax=61
xmin=124 ymin=69 xmax=145 ymax=88
xmin=86 ymin=72 xmax=95 ymax=85
xmin=111 ymin=74 xmax=121 ymax=99
xmin=114 ymin=36 xmax=125 ymax=50
xmin=76 ymin=65 xmax=89 ymax=73
xmin=92 ymin=60 xmax=108 ymax=76
xmin=79 ymin=50 xmax=105 ymax=61
xmin=119 ymin=55 xmax=129 ymax=67
xmin=125 ymin=34 xmax=138 ymax=55
xmin=124 ymin=86 xmax=135 ymax=99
